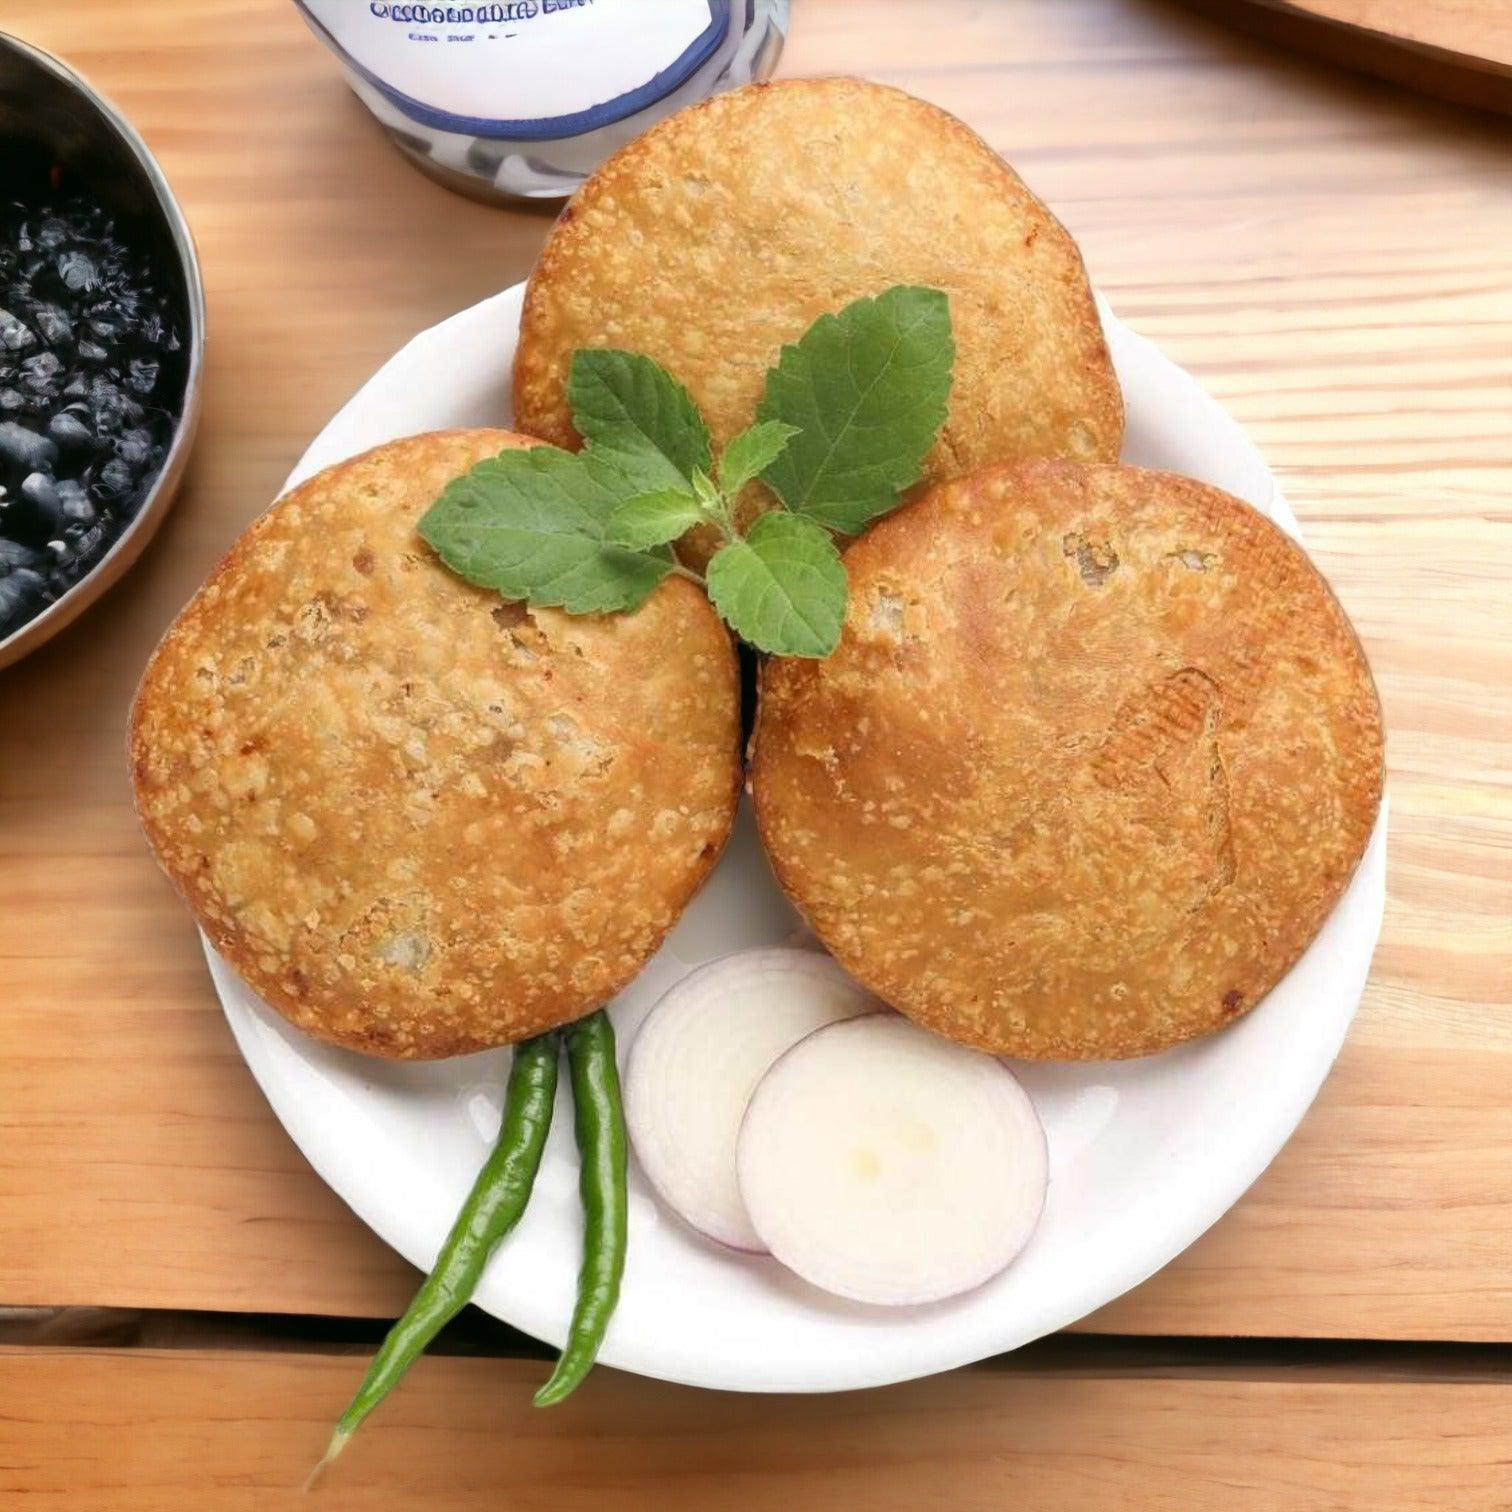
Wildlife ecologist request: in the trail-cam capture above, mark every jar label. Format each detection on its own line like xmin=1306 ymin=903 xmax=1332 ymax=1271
xmin=296 ymin=1 xmax=729 ymax=139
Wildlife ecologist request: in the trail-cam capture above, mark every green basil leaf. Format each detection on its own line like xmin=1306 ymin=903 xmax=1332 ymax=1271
xmin=605 ymin=489 xmax=705 ymax=551
xmin=716 ymin=420 xmax=799 ymax=499
xmin=418 ymin=445 xmax=672 ymax=614
xmin=705 ymin=511 xmax=847 ymax=658
xmin=568 ymin=348 xmax=712 ymax=496
xmin=757 ymin=285 xmax=954 ymax=534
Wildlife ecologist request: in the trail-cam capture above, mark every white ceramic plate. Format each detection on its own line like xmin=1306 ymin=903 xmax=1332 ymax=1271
xmin=211 ymin=283 xmax=1387 ymax=1393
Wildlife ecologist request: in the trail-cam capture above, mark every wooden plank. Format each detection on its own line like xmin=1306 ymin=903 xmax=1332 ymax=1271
xmin=2 ymin=1346 xmax=1511 ymax=1510
xmin=1259 ymin=0 xmax=1512 ymax=71
xmin=0 ymin=0 xmax=1508 ymax=1339
xmin=1183 ymin=0 xmax=1512 ymax=113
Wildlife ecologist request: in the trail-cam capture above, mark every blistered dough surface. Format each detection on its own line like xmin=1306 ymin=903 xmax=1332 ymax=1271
xmin=131 ymin=430 xmax=741 ymax=1058
xmin=753 ymin=460 xmax=1384 ymax=1059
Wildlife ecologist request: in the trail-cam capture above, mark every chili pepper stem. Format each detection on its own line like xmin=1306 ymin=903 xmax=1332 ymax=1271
xmin=303 ymin=1428 xmax=349 ymax=1491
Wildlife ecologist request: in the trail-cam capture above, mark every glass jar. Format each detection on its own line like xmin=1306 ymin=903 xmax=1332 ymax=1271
xmin=295 ymin=1 xmax=790 ymax=203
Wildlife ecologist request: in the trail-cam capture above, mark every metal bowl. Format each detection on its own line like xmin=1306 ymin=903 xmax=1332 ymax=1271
xmin=0 ymin=31 xmax=205 ymax=672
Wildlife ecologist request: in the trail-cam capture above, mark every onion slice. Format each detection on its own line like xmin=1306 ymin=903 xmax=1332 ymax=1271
xmin=626 ymin=948 xmax=877 ymax=1251
xmin=737 ymin=1015 xmax=1048 ymax=1305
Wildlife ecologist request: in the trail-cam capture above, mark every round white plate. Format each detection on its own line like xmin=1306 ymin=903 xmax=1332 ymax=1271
xmin=211 ymin=283 xmax=1387 ymax=1393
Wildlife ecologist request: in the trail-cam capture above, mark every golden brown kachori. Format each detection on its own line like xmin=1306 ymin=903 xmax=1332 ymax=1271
xmin=131 ymin=429 xmax=741 ymax=1059
xmin=514 ymin=78 xmax=1123 ymax=566
xmin=751 ymin=460 xmax=1384 ymax=1059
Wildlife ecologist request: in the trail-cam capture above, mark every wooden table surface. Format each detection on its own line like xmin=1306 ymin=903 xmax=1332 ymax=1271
xmin=1195 ymin=0 xmax=1512 ymax=113
xmin=2 ymin=0 xmax=1509 ymax=1506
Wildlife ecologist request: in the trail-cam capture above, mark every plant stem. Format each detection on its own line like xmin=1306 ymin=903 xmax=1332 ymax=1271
xmin=691 ymin=468 xmax=737 ymax=542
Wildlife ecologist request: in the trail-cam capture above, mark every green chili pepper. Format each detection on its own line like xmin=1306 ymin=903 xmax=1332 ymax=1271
xmin=315 ymin=1030 xmax=560 ymax=1473
xmin=534 ymin=1010 xmax=628 ymax=1407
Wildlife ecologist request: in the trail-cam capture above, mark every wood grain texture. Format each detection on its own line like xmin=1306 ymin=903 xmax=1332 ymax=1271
xmin=1267 ymin=0 xmax=1512 ymax=66
xmin=1186 ymin=0 xmax=1512 ymax=112
xmin=3 ymin=1346 xmax=1512 ymax=1511
xmin=0 ymin=0 xmax=1509 ymax=1340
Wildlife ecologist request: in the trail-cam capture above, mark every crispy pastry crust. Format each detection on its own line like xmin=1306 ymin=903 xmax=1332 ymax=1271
xmin=130 ymin=429 xmax=741 ymax=1058
xmin=514 ymin=77 xmax=1123 ymax=567
xmin=752 ymin=460 xmax=1384 ymax=1059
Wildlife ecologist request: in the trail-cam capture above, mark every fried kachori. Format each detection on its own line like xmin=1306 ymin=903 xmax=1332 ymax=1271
xmin=751 ymin=460 xmax=1384 ymax=1060
xmin=131 ymin=429 xmax=741 ymax=1058
xmin=514 ymin=77 xmax=1123 ymax=566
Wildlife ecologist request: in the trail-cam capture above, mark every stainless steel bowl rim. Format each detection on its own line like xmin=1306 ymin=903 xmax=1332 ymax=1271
xmin=0 ymin=30 xmax=206 ymax=670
